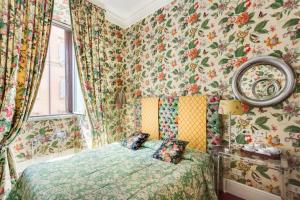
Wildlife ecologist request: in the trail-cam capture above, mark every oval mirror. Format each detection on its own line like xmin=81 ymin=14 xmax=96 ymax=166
xmin=232 ymin=56 xmax=296 ymax=107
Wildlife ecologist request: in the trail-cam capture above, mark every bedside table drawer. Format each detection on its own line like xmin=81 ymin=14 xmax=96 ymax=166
xmin=288 ymin=183 xmax=300 ymax=194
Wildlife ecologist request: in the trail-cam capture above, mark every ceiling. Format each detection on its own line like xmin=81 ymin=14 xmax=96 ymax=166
xmin=89 ymin=0 xmax=172 ymax=28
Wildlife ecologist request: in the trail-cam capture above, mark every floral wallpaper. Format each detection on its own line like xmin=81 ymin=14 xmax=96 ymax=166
xmin=12 ymin=0 xmax=300 ymax=197
xmin=53 ymin=0 xmax=71 ymax=25
xmin=49 ymin=0 xmax=300 ymax=155
xmin=122 ymin=0 xmax=300 ymax=154
xmin=12 ymin=116 xmax=86 ymax=162
xmin=117 ymin=0 xmax=300 ymax=197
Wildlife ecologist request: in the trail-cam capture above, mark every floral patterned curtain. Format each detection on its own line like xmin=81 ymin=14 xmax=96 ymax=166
xmin=0 ymin=0 xmax=54 ymax=198
xmin=69 ymin=0 xmax=107 ymax=148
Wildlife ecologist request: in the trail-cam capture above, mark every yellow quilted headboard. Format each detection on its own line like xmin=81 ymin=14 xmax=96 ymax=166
xmin=178 ymin=96 xmax=207 ymax=152
xmin=141 ymin=97 xmax=159 ymax=140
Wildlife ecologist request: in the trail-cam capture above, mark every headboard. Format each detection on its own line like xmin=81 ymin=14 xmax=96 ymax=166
xmin=141 ymin=96 xmax=207 ymax=152
xmin=141 ymin=97 xmax=159 ymax=140
xmin=177 ymin=96 xmax=207 ymax=152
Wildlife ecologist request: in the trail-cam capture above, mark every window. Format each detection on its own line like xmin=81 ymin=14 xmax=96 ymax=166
xmin=31 ymin=24 xmax=85 ymax=116
xmin=73 ymin=53 xmax=85 ymax=114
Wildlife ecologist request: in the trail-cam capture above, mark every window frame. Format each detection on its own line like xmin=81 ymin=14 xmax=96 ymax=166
xmin=30 ymin=20 xmax=82 ymax=118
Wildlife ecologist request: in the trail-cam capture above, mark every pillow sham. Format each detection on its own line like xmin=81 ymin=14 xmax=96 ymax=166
xmin=142 ymin=140 xmax=163 ymax=150
xmin=121 ymin=132 xmax=149 ymax=150
xmin=152 ymin=139 xmax=188 ymax=164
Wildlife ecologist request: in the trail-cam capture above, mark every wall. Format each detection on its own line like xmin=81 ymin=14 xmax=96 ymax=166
xmin=12 ymin=115 xmax=86 ymax=162
xmin=13 ymin=0 xmax=300 ymax=197
xmin=50 ymin=0 xmax=300 ymax=156
xmin=119 ymin=0 xmax=300 ymax=197
xmin=122 ymin=0 xmax=300 ymax=154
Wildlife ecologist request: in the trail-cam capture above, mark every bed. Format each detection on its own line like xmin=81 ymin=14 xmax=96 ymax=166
xmin=9 ymin=96 xmax=217 ymax=200
xmin=8 ymin=141 xmax=217 ymax=200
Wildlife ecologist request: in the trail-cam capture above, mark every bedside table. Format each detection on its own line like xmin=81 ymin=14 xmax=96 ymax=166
xmin=287 ymin=158 xmax=300 ymax=200
xmin=216 ymin=150 xmax=290 ymax=199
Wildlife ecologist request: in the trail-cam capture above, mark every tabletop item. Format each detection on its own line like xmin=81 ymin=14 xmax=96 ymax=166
xmin=253 ymin=143 xmax=265 ymax=149
xmin=243 ymin=144 xmax=255 ymax=152
xmin=241 ymin=145 xmax=281 ymax=160
xmin=266 ymin=147 xmax=281 ymax=155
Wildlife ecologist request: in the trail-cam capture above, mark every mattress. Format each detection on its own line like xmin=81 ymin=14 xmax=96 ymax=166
xmin=8 ymin=142 xmax=217 ymax=200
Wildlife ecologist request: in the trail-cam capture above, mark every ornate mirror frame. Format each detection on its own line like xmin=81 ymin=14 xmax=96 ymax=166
xmin=232 ymin=56 xmax=296 ymax=107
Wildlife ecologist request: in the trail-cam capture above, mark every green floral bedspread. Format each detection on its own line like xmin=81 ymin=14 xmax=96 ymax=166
xmin=8 ymin=142 xmax=217 ymax=200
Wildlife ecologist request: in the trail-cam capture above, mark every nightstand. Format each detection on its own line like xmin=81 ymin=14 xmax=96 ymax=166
xmin=287 ymin=160 xmax=300 ymax=200
xmin=216 ymin=150 xmax=290 ymax=199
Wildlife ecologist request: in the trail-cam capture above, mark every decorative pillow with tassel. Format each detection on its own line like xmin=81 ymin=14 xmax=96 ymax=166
xmin=121 ymin=132 xmax=149 ymax=150
xmin=153 ymin=139 xmax=188 ymax=164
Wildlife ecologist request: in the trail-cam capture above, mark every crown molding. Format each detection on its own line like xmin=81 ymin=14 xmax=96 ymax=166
xmin=123 ymin=0 xmax=172 ymax=29
xmin=88 ymin=0 xmax=127 ymax=28
xmin=89 ymin=0 xmax=172 ymax=29
xmin=88 ymin=0 xmax=105 ymax=9
xmin=106 ymin=11 xmax=128 ymax=29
